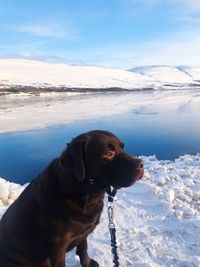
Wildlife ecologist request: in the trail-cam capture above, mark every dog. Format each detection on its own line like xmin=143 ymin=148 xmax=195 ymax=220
xmin=0 ymin=130 xmax=144 ymax=267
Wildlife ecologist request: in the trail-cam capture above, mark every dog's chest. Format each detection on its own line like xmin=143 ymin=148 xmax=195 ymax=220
xmin=64 ymin=195 xmax=104 ymax=249
xmin=71 ymin=195 xmax=104 ymax=227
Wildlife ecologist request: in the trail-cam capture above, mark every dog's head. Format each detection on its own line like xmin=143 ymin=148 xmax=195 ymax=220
xmin=60 ymin=130 xmax=144 ymax=194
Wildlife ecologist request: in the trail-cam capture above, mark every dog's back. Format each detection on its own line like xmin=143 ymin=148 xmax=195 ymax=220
xmin=0 ymin=159 xmax=104 ymax=267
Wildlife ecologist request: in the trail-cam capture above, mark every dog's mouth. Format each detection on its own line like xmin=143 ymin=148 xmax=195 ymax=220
xmin=108 ymin=153 xmax=144 ymax=189
xmin=112 ymin=172 xmax=143 ymax=189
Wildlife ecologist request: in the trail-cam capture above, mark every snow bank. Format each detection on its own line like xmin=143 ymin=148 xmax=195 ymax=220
xmin=0 ymin=178 xmax=25 ymax=205
xmin=0 ymin=178 xmax=26 ymax=217
xmin=0 ymin=154 xmax=200 ymax=266
xmin=144 ymin=154 xmax=200 ymax=220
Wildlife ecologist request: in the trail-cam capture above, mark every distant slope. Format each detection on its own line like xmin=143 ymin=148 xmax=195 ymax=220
xmin=0 ymin=59 xmax=200 ymax=91
xmin=129 ymin=65 xmax=194 ymax=83
xmin=176 ymin=66 xmax=200 ymax=81
xmin=0 ymin=58 xmax=154 ymax=90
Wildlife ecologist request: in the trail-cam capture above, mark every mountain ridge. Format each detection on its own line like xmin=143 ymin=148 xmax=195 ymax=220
xmin=0 ymin=58 xmax=200 ymax=91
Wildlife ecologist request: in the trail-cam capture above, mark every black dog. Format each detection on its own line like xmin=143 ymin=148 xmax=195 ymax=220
xmin=0 ymin=130 xmax=144 ymax=267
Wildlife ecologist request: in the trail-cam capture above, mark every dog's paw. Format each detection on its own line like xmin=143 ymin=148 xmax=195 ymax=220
xmin=82 ymin=258 xmax=99 ymax=267
xmin=89 ymin=259 xmax=99 ymax=267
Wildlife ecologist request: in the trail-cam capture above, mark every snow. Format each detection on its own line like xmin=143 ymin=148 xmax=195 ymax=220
xmin=0 ymin=58 xmax=154 ymax=89
xmin=177 ymin=66 xmax=200 ymax=81
xmin=0 ymin=178 xmax=26 ymax=212
xmin=0 ymin=154 xmax=200 ymax=266
xmin=129 ymin=65 xmax=193 ymax=84
xmin=0 ymin=59 xmax=200 ymax=90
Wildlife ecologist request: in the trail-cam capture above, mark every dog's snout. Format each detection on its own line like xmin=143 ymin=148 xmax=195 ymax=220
xmin=137 ymin=159 xmax=144 ymax=170
xmin=133 ymin=158 xmax=144 ymax=170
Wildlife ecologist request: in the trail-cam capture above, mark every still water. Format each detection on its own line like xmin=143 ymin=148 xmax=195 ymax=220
xmin=0 ymin=91 xmax=200 ymax=184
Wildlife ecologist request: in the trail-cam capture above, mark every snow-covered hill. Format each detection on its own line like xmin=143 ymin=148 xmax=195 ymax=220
xmin=0 ymin=59 xmax=200 ymax=91
xmin=129 ymin=65 xmax=200 ymax=85
xmin=129 ymin=65 xmax=194 ymax=84
xmin=177 ymin=66 xmax=200 ymax=82
xmin=0 ymin=58 xmax=154 ymax=90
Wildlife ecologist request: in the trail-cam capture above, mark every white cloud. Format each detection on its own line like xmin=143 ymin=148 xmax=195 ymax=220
xmin=9 ymin=21 xmax=72 ymax=39
xmin=75 ymin=30 xmax=200 ymax=69
xmin=129 ymin=0 xmax=200 ymax=10
xmin=137 ymin=37 xmax=200 ymax=67
xmin=1 ymin=34 xmax=200 ymax=69
xmin=180 ymin=0 xmax=200 ymax=10
xmin=175 ymin=16 xmax=200 ymax=24
xmin=15 ymin=25 xmax=64 ymax=38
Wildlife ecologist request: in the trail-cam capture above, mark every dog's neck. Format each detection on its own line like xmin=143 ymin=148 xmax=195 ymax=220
xmin=54 ymin=158 xmax=106 ymax=200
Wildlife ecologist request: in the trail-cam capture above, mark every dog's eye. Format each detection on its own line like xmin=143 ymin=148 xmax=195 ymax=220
xmin=120 ymin=142 xmax=125 ymax=149
xmin=103 ymin=151 xmax=116 ymax=159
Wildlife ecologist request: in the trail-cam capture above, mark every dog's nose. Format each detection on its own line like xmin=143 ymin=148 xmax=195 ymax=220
xmin=135 ymin=159 xmax=144 ymax=170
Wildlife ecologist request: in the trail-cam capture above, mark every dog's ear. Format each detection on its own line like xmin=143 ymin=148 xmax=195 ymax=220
xmin=70 ymin=140 xmax=86 ymax=181
xmin=61 ymin=136 xmax=90 ymax=181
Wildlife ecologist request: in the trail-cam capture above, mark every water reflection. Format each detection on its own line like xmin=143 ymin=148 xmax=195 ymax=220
xmin=0 ymin=90 xmax=200 ymax=184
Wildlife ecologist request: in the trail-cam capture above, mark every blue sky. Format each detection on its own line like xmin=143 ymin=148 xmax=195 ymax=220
xmin=0 ymin=0 xmax=200 ymax=69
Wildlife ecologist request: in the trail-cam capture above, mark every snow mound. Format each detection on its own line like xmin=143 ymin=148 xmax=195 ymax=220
xmin=143 ymin=154 xmax=200 ymax=219
xmin=0 ymin=178 xmax=26 ymax=208
xmin=0 ymin=154 xmax=200 ymax=266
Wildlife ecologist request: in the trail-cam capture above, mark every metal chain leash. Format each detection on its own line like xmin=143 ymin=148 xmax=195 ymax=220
xmin=106 ymin=187 xmax=120 ymax=267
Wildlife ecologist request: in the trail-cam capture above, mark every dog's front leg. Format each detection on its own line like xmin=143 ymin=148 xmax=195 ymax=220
xmin=76 ymin=237 xmax=99 ymax=267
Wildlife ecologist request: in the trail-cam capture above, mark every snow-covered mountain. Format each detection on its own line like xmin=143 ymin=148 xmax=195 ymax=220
xmin=177 ymin=66 xmax=200 ymax=81
xmin=0 ymin=58 xmax=154 ymax=90
xmin=0 ymin=59 xmax=200 ymax=90
xmin=129 ymin=65 xmax=200 ymax=84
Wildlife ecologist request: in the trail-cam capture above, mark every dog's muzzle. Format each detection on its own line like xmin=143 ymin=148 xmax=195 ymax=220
xmin=108 ymin=152 xmax=144 ymax=188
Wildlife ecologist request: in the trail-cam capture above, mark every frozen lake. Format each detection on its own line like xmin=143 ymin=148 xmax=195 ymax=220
xmin=0 ymin=89 xmax=200 ymax=184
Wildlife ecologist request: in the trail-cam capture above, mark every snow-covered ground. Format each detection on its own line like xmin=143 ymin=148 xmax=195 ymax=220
xmin=0 ymin=59 xmax=200 ymax=90
xmin=0 ymin=154 xmax=200 ymax=267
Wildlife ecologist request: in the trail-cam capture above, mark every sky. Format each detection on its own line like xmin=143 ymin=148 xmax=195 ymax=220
xmin=0 ymin=0 xmax=200 ymax=69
